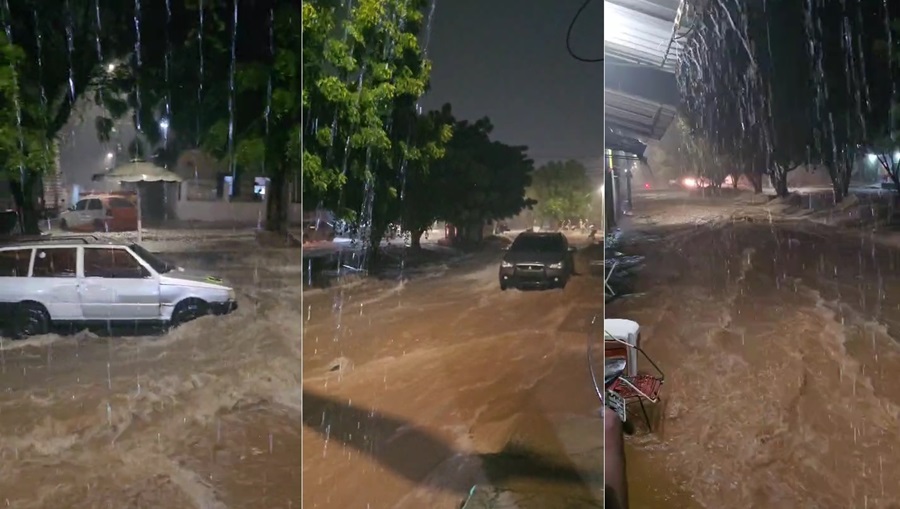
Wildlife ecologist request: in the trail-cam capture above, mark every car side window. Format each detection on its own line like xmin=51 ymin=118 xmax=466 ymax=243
xmin=0 ymin=249 xmax=32 ymax=277
xmin=88 ymin=199 xmax=104 ymax=211
xmin=83 ymin=248 xmax=150 ymax=278
xmin=32 ymin=248 xmax=77 ymax=278
xmin=75 ymin=200 xmax=88 ymax=211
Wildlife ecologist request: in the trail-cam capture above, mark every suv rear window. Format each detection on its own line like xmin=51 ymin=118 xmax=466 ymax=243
xmin=32 ymin=248 xmax=77 ymax=278
xmin=510 ymin=235 xmax=565 ymax=252
xmin=0 ymin=249 xmax=32 ymax=277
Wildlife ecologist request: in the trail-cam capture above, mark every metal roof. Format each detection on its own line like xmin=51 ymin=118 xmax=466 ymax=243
xmin=605 ymin=88 xmax=678 ymax=141
xmin=604 ymin=0 xmax=690 ymax=72
xmin=605 ymin=129 xmax=648 ymax=157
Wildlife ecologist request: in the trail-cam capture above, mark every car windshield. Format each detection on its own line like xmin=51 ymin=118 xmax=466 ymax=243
xmin=129 ymin=243 xmax=175 ymax=274
xmin=510 ymin=235 xmax=564 ymax=252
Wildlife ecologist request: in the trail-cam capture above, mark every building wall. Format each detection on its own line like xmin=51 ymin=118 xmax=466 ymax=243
xmin=173 ymin=194 xmax=304 ymax=224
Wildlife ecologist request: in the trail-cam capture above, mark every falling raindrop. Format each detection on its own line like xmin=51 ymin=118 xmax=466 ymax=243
xmin=132 ymin=0 xmax=143 ymax=132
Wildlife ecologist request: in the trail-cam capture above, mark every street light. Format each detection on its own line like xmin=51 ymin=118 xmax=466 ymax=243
xmin=106 ymin=152 xmax=114 ymax=160
xmin=107 ymin=63 xmax=115 ymax=72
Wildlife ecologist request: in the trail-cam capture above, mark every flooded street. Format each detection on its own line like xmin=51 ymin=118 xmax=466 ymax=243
xmin=302 ymin=241 xmax=604 ymax=509
xmin=610 ymin=192 xmax=900 ymax=508
xmin=0 ymin=237 xmax=302 ymax=509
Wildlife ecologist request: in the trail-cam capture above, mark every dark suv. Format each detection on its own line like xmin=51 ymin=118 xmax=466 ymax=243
xmin=499 ymin=232 xmax=575 ymax=290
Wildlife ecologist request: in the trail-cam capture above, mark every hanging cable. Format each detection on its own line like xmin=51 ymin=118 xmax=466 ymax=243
xmin=566 ymin=0 xmax=603 ymax=63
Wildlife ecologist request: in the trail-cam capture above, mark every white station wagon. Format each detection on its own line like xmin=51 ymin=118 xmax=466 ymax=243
xmin=0 ymin=237 xmax=237 ymax=338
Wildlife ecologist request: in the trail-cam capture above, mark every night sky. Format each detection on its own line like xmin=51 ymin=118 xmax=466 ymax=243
xmin=61 ymin=1 xmax=602 ymax=191
xmin=419 ymin=0 xmax=603 ymax=168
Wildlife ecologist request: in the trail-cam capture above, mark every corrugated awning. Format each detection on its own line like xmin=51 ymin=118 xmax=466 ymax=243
xmin=604 ymin=0 xmax=689 ymax=72
xmin=605 ymin=88 xmax=677 ymax=141
xmin=605 ymin=129 xmax=648 ymax=158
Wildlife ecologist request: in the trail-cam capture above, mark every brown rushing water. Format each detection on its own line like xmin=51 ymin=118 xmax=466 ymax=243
xmin=609 ymin=191 xmax=900 ymax=508
xmin=0 ymin=246 xmax=302 ymax=509
xmin=302 ymin=240 xmax=604 ymax=509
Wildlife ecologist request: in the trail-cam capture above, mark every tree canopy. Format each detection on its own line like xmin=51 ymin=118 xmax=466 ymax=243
xmin=0 ymin=0 xmax=132 ymax=232
xmin=529 ymin=159 xmax=591 ymax=225
xmin=98 ymin=0 xmax=301 ymax=231
xmin=427 ymin=116 xmax=534 ymax=243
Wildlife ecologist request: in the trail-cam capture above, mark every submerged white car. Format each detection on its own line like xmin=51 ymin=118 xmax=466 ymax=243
xmin=0 ymin=237 xmax=237 ymax=338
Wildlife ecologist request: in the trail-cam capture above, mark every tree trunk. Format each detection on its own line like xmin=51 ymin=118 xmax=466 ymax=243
xmin=410 ymin=228 xmax=425 ymax=250
xmin=770 ymin=168 xmax=789 ymax=198
xmin=747 ymin=171 xmax=763 ymax=193
xmin=9 ymin=172 xmax=41 ymax=235
xmin=732 ymin=175 xmax=739 ymax=189
xmin=265 ymin=170 xmax=287 ymax=232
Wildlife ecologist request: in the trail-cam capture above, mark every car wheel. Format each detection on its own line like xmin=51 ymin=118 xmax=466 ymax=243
xmin=12 ymin=302 xmax=50 ymax=339
xmin=171 ymin=298 xmax=209 ymax=327
xmin=60 ymin=219 xmax=69 ymax=231
xmin=92 ymin=219 xmax=107 ymax=232
xmin=500 ymin=282 xmax=508 ymax=291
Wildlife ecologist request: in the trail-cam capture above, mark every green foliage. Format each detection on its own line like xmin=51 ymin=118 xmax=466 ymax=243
xmin=529 ymin=159 xmax=591 ymax=224
xmin=0 ymin=33 xmax=52 ymax=180
xmin=302 ymin=0 xmax=436 ymax=199
xmin=430 ymin=115 xmax=535 ymax=230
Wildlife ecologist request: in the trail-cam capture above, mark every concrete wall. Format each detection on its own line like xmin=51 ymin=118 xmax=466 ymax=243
xmin=173 ymin=196 xmax=303 ymax=225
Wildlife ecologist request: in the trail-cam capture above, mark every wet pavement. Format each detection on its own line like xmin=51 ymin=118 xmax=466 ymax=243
xmin=302 ymin=240 xmax=604 ymax=508
xmin=609 ymin=191 xmax=900 ymax=508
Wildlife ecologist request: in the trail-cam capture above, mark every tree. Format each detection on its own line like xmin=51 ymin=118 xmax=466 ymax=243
xmin=862 ymin=18 xmax=900 ymax=192
xmin=397 ymin=104 xmax=453 ymax=249
xmin=529 ymin=159 xmax=591 ymax=227
xmin=1 ymin=1 xmax=132 ymax=233
xmin=431 ymin=117 xmax=535 ymax=244
xmin=98 ymin=0 xmax=301 ymax=232
xmin=677 ymin=0 xmax=814 ymax=198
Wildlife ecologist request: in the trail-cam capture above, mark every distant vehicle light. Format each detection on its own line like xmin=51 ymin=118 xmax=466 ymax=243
xmin=682 ymin=177 xmax=698 ymax=188
xmin=643 ymin=183 xmax=651 ymax=189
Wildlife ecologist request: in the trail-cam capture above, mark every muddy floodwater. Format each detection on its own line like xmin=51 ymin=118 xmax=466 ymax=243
xmin=302 ymin=241 xmax=604 ymax=509
xmin=0 ymin=237 xmax=302 ymax=509
xmin=610 ymin=192 xmax=900 ymax=508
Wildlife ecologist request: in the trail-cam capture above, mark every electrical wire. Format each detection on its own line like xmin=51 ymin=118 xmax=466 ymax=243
xmin=566 ymin=0 xmax=603 ymax=63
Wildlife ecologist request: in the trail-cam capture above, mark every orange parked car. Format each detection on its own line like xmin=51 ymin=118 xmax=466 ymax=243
xmin=59 ymin=194 xmax=139 ymax=232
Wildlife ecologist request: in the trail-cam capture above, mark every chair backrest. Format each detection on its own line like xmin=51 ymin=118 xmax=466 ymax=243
xmin=605 ymin=333 xmax=640 ymax=377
